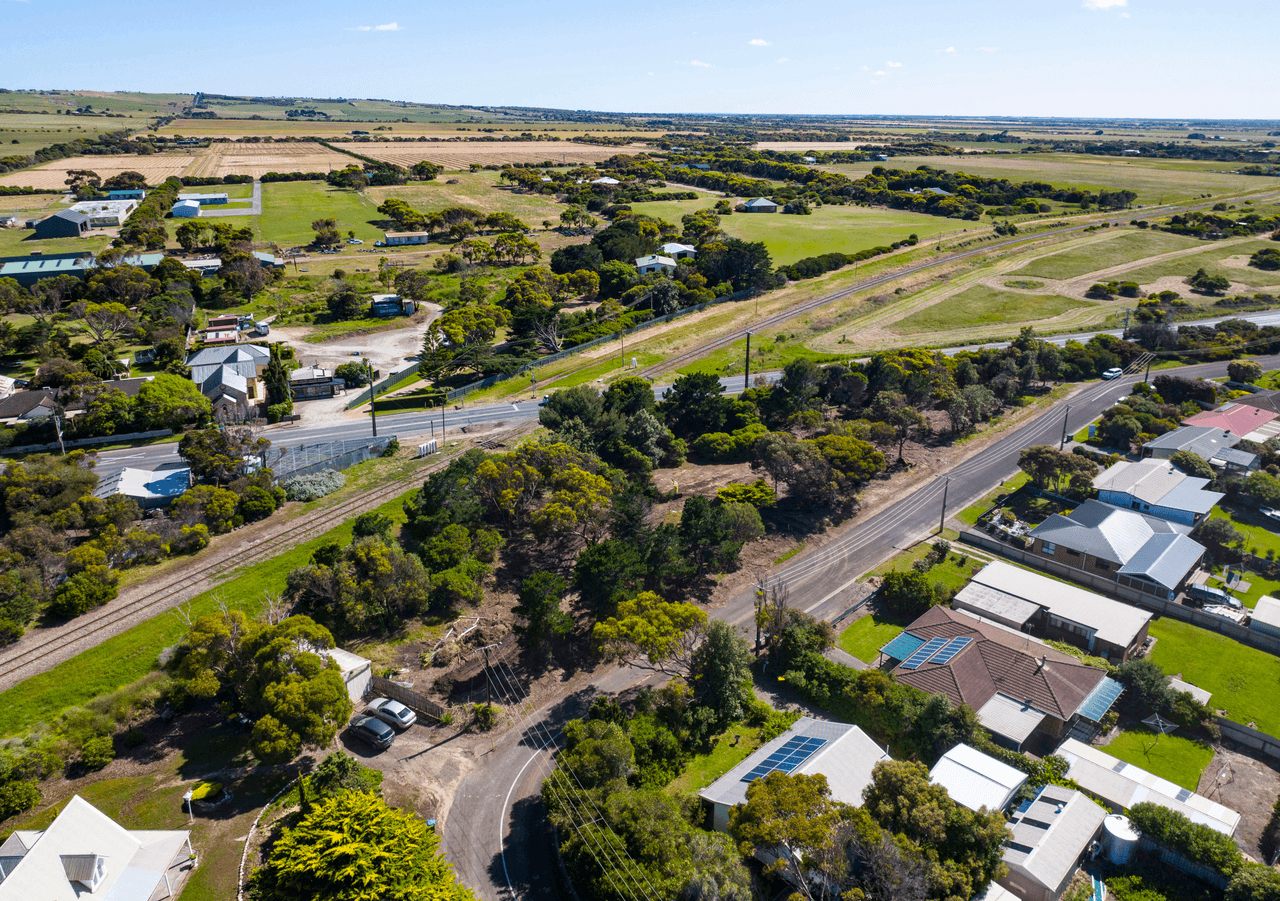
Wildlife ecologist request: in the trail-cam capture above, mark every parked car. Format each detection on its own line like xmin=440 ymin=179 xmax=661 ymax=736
xmin=367 ymin=697 xmax=417 ymax=730
xmin=1102 ymin=367 xmax=1124 ymax=380
xmin=374 ymin=240 xmax=386 ymax=247
xmin=1185 ymin=582 xmax=1241 ymax=608
xmin=349 ymin=714 xmax=395 ymax=750
xmin=347 ymin=238 xmax=364 ymax=245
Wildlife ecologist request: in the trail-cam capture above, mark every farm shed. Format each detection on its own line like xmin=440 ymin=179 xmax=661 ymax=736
xmin=176 ymin=192 xmax=228 ymax=205
xmin=1250 ymin=595 xmax=1280 ymax=638
xmin=385 ymin=231 xmax=430 ymax=246
xmin=34 ymin=210 xmax=91 ymax=239
xmin=107 ymin=189 xmax=146 ymax=200
xmin=171 ymin=200 xmax=201 ymax=218
xmin=68 ymin=199 xmax=138 ymax=227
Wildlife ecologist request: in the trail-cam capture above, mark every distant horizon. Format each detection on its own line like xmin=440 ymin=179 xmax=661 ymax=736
xmin=3 ymin=0 xmax=1276 ymax=120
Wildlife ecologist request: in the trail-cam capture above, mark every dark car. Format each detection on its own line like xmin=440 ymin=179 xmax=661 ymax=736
xmin=349 ymin=714 xmax=395 ymax=751
xmin=1185 ymin=583 xmax=1241 ymax=609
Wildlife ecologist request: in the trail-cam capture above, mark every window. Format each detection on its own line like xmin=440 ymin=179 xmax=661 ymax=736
xmin=1042 ymin=541 xmax=1056 ymax=554
xmin=1096 ymin=560 xmax=1110 ymax=571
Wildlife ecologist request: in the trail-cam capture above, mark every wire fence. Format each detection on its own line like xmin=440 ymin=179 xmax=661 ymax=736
xmin=271 ymin=436 xmax=395 ymax=480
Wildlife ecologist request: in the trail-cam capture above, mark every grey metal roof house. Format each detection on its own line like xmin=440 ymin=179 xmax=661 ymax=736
xmin=998 ymin=784 xmax=1106 ymax=901
xmin=93 ymin=466 xmax=191 ymax=510
xmin=1141 ymin=425 xmax=1238 ymax=462
xmin=0 ymin=251 xmax=164 ymax=287
xmin=1092 ymin=459 xmax=1224 ymax=526
xmin=929 ymin=743 xmax=1027 ymax=813
xmin=33 ymin=210 xmax=90 ymax=239
xmin=186 ymin=344 xmax=270 ymax=386
xmin=743 ymin=197 xmax=778 ymax=212
xmin=635 ymin=254 xmax=676 ymax=275
xmin=953 ymin=561 xmax=1151 ymax=662
xmin=659 ymin=242 xmax=697 ymax=259
xmin=1210 ymin=446 xmax=1260 ymax=472
xmin=698 ymin=717 xmax=888 ymax=833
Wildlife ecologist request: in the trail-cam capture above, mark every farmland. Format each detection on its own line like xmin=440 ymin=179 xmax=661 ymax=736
xmin=1012 ymin=230 xmax=1205 ymax=280
xmin=332 ymin=140 xmax=637 ymax=169
xmin=365 ymin=171 xmax=566 ymax=221
xmin=181 ymin=141 xmax=355 ymax=178
xmin=256 ymin=181 xmax=385 ymax=247
xmin=0 ymin=152 xmax=198 ymax=189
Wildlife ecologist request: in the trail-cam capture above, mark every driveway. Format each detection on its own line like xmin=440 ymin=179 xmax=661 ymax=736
xmin=197 ymin=180 xmax=262 ymax=217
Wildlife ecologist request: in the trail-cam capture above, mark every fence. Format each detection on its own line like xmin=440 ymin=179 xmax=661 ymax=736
xmin=1136 ymin=836 xmax=1229 ymax=889
xmin=367 ymin=674 xmax=451 ymax=723
xmin=271 ymin=435 xmax=395 ymax=480
xmin=345 ymin=362 xmax=422 ymax=410
xmin=1215 ymin=717 xmax=1280 ymax=764
xmin=1 ymin=429 xmax=173 ymax=456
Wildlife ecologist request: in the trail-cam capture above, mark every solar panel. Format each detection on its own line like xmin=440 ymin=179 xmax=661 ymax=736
xmin=928 ymin=636 xmax=973 ymax=666
xmin=1176 ymin=788 xmax=1193 ymax=802
xmin=900 ymin=637 xmax=949 ymax=670
xmin=741 ymin=735 xmax=828 ymax=783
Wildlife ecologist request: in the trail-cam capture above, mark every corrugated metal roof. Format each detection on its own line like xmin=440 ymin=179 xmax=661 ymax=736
xmin=1144 ymin=425 xmax=1237 ymax=459
xmin=1003 ymin=785 xmax=1106 ymax=894
xmin=1252 ymin=595 xmax=1280 ymax=629
xmin=1116 ymin=532 xmax=1204 ymax=590
xmin=1169 ymin=677 xmax=1211 ymax=705
xmin=929 ymin=743 xmax=1027 ymax=812
xmin=977 ymin=694 xmax=1049 ymax=745
xmin=1184 ymin=403 xmax=1278 ymax=435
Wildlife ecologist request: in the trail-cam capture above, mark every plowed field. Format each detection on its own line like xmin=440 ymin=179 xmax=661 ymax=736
xmin=330 ymin=141 xmax=638 ymax=169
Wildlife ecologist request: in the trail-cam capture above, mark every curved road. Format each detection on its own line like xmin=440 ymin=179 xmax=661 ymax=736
xmin=442 ymin=354 xmax=1280 ymax=901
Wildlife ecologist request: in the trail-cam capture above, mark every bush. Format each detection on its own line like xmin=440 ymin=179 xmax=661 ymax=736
xmin=382 ymin=438 xmax=400 ymax=456
xmin=169 ymin=524 xmax=210 ymax=555
xmin=0 ymin=779 xmax=41 ymax=819
xmin=0 ymin=618 xmax=22 ymax=646
xmin=267 ymin=402 xmax=292 ymax=424
xmin=49 ymin=571 xmax=119 ymax=619
xmin=78 ymin=736 xmax=116 ymax=772
xmin=281 ymin=470 xmax=347 ymax=502
xmin=237 ymin=486 xmax=278 ymax=522
xmin=1128 ymin=801 xmax=1243 ymax=877
xmin=473 ymin=703 xmax=499 ymax=731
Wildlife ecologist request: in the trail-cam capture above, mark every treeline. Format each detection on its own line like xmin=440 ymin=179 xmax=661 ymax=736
xmin=1158 ymin=209 xmax=1280 ymax=239
xmin=1026 ymin=140 xmax=1278 ymax=164
xmin=0 ymin=131 xmax=144 ymax=176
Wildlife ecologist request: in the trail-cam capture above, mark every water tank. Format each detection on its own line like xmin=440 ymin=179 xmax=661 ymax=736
xmin=1102 ymin=814 xmax=1139 ymax=865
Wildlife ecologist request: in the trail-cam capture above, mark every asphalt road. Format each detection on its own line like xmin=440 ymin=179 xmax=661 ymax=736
xmin=441 ymin=354 xmax=1280 ymax=901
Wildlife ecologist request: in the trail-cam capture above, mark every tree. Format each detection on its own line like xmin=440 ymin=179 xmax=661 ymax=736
xmin=179 ymin=427 xmax=271 ymax=485
xmin=512 ymin=571 xmax=573 ymax=659
xmin=249 ymin=789 xmax=474 ymax=901
xmin=1226 ymin=866 xmax=1280 ymax=901
xmin=1228 ymin=360 xmax=1264 ymax=384
xmin=219 ymin=251 xmax=272 ymax=298
xmin=136 ymin=374 xmax=211 ymax=430
xmin=1188 ymin=267 xmax=1231 ymax=295
xmin=76 ymin=302 xmax=136 ymax=347
xmin=593 ymin=591 xmax=707 ymax=675
xmin=334 ymin=362 xmax=370 ymax=387
xmin=679 ymin=495 xmax=761 ymax=574
xmin=1169 ymin=449 xmax=1214 ymax=480
xmin=1247 ymin=470 xmax=1280 ymax=507
xmin=327 ymin=285 xmax=364 ymax=321
xmin=872 ymin=392 xmax=928 ymax=463
xmin=729 ymin=772 xmax=844 ymax=901
xmin=311 ymin=217 xmax=341 ymax=248
xmin=879 ymin=569 xmax=937 ymax=617
xmin=689 ymin=620 xmax=753 ymax=725
xmin=659 ymin=372 xmax=734 ymax=440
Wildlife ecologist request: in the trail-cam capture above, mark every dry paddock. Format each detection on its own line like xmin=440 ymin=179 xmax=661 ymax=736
xmin=329 ymin=140 xmax=643 ymax=169
xmin=0 ymin=153 xmax=196 ymax=189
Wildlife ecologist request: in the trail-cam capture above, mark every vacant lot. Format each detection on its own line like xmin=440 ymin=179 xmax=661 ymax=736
xmin=257 ymin=181 xmax=385 ymax=247
xmin=837 ymin=612 xmax=911 ymax=663
xmin=0 ymin=152 xmax=198 ymax=189
xmin=820 ymin=153 xmax=1269 ymax=204
xmin=332 ymin=140 xmax=631 ymax=169
xmin=185 ymin=141 xmax=355 ymax=178
xmin=891 ymin=285 xmax=1087 ymax=335
xmin=628 ymin=199 xmax=963 ymax=265
xmin=1147 ymin=618 xmax=1280 ymax=736
xmin=1013 ymin=230 xmax=1204 ymax=280
xmin=366 ymin=171 xmax=566 ymax=221
xmin=1118 ymin=238 xmax=1280 ymax=290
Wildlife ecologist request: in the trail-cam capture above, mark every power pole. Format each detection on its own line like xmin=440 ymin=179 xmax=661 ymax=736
xmin=939 ymin=477 xmax=950 ymax=535
xmin=744 ymin=331 xmax=752 ymax=392
xmin=1144 ymin=355 xmax=1153 ymax=383
xmin=53 ymin=415 xmax=65 ymax=456
xmin=1059 ymin=404 xmax=1072 ymax=450
xmin=366 ymin=359 xmax=378 ymax=438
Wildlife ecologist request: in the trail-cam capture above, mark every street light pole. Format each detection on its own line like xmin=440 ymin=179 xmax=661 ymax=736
xmin=366 ymin=359 xmax=378 ymax=438
xmin=1059 ymin=404 xmax=1072 ymax=450
xmin=744 ymin=331 xmax=752 ymax=392
xmin=939 ymin=477 xmax=950 ymax=536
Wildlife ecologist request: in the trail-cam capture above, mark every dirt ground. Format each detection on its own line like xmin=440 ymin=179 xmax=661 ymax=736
xmin=1197 ymin=744 xmax=1280 ymax=860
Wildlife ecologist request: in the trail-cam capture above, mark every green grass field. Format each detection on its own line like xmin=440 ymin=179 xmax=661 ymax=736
xmin=257 ymin=181 xmax=385 ymax=247
xmin=837 ymin=613 xmax=913 ymax=663
xmin=820 ymin=153 xmax=1268 ymax=204
xmin=1101 ymin=729 xmax=1215 ymax=791
xmin=627 ymin=200 xmax=963 ymax=266
xmin=1117 ymin=239 xmax=1280 ymax=290
xmin=891 ymin=285 xmax=1086 ymax=335
xmin=1147 ymin=618 xmax=1280 ymax=736
xmin=0 ymin=226 xmax=110 ymax=258
xmin=366 ymin=172 xmax=567 ymax=222
xmin=1014 ymin=230 xmax=1203 ymax=281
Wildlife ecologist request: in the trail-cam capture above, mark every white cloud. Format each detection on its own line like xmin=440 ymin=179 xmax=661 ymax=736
xmin=355 ymin=21 xmax=401 ymax=31
xmin=749 ymin=38 xmax=770 ymax=46
xmin=887 ymin=61 xmax=902 ymax=67
xmin=942 ymin=46 xmax=957 ymax=53
xmin=1119 ymin=11 xmax=1130 ymax=16
xmin=691 ymin=59 xmax=712 ymax=68
xmin=861 ymin=65 xmax=869 ymax=71
xmin=1083 ymin=0 xmax=1126 ymax=8
xmin=874 ymin=70 xmax=886 ymax=76
xmin=776 ymin=57 xmax=790 ymax=64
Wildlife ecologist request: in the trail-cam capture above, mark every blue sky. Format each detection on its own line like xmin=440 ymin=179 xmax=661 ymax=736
xmin=2 ymin=0 xmax=1275 ymax=119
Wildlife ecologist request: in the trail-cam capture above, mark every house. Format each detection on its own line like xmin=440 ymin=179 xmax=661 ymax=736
xmin=952 ymin=560 xmax=1152 ymax=662
xmin=699 ymin=716 xmax=888 ymax=833
xmin=635 ymin=254 xmax=676 ymax=276
xmin=186 ymin=344 xmax=270 ymax=415
xmin=370 ymin=294 xmax=415 ymax=318
xmin=182 ymin=257 xmax=223 ymax=276
xmin=659 ymin=242 xmax=697 ymax=260
xmin=929 ymin=743 xmax=1027 ymax=813
xmin=1183 ymin=402 xmax=1279 ymax=441
xmin=107 ymin=188 xmax=146 ymax=200
xmin=0 ymin=390 xmax=58 ymax=425
xmin=202 ymin=313 xmax=241 ymax=346
xmin=68 ymin=199 xmax=139 ymax=227
xmin=1057 ymin=738 xmax=1240 ymax=836
xmin=0 ymin=794 xmax=194 ymax=900
xmin=1230 ymin=388 xmax=1280 ymax=416
xmin=998 ymin=784 xmax=1106 ymax=901
xmin=176 ymin=192 xmax=228 ymax=205
xmin=692 ymin=162 xmax=711 ymax=171
xmin=171 ymin=200 xmax=202 ymax=218
xmin=802 ymin=156 xmax=817 ymax=163
xmin=34 ymin=210 xmax=91 ymax=239
xmin=319 ymin=647 xmax=373 ymax=702
xmin=385 ymin=231 xmax=430 ymax=246
xmin=93 ymin=466 xmax=192 ymax=510
xmin=590 ymin=176 xmax=620 ymax=186
xmin=1091 ymin=459 xmax=1223 ymax=527
xmin=742 ymin=197 xmax=778 ymax=213
xmin=1210 ymin=447 xmax=1261 ymax=473
xmin=290 ymin=366 xmax=343 ymax=400
xmin=250 ymin=251 xmax=284 ymax=270
xmin=1141 ymin=425 xmax=1242 ymax=463
xmin=1027 ymin=499 xmax=1207 ymax=601
xmin=1250 ymin=595 xmax=1280 ymax=638
xmin=880 ymin=606 xmax=1123 ymax=752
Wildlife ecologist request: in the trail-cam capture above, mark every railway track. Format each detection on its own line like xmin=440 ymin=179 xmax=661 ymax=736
xmin=0 ymin=428 xmax=524 ymax=691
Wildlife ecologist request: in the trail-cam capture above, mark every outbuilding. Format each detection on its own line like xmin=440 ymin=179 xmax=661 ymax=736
xmin=34 ymin=210 xmax=91 ymax=239
xmin=385 ymin=231 xmax=430 ymax=246
xmin=999 ymin=784 xmax=1106 ymax=901
xmin=659 ymin=242 xmax=697 ymax=260
xmin=1250 ymin=594 xmax=1280 ymax=638
xmin=742 ymin=197 xmax=778 ymax=213
xmin=929 ymin=743 xmax=1027 ymax=813
xmin=171 ymin=200 xmax=202 ymax=218
xmin=93 ymin=466 xmax=192 ymax=510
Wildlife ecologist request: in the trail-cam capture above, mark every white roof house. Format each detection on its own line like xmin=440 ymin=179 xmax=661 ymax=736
xmin=1093 ymin=460 xmax=1223 ymax=526
xmin=1057 ymin=738 xmax=1240 ymax=836
xmin=999 ymin=784 xmax=1106 ymax=901
xmin=635 ymin=254 xmax=677 ymax=275
xmin=699 ymin=717 xmax=889 ymax=833
xmin=659 ymin=242 xmax=697 ymax=259
xmin=0 ymin=795 xmax=193 ymax=900
xmin=1250 ymin=595 xmax=1280 ymax=639
xmin=93 ymin=466 xmax=191 ymax=510
xmin=930 ymin=743 xmax=1027 ymax=813
xmin=590 ymin=176 xmax=620 ymax=186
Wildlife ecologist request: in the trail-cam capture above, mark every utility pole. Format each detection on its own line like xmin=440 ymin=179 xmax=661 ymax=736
xmin=365 ymin=359 xmax=378 ymax=438
xmin=939 ymin=477 xmax=950 ymax=536
xmin=744 ymin=331 xmax=752 ymax=392
xmin=1059 ymin=404 xmax=1072 ymax=450
xmin=1144 ymin=355 xmax=1153 ymax=383
xmin=53 ymin=415 xmax=65 ymax=456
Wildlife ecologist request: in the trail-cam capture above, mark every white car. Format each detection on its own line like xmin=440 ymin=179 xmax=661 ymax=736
xmin=347 ymin=238 xmax=364 ymax=245
xmin=366 ymin=697 xmax=417 ymax=730
xmin=1101 ymin=367 xmax=1124 ymax=380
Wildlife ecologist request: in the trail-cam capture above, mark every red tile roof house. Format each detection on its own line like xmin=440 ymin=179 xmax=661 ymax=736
xmin=1183 ymin=402 xmax=1278 ymax=438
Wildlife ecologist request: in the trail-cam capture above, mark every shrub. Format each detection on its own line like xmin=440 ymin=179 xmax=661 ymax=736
xmin=1128 ymin=801 xmax=1243 ymax=877
xmin=267 ymin=402 xmax=292 ymax=424
xmin=49 ymin=571 xmax=119 ymax=619
xmin=281 ymin=470 xmax=347 ymax=502
xmin=0 ymin=618 xmax=22 ymax=646
xmin=473 ymin=703 xmax=499 ymax=731
xmin=382 ymin=438 xmax=400 ymax=456
xmin=78 ymin=736 xmax=116 ymax=772
xmin=169 ymin=524 xmax=210 ymax=555
xmin=237 ymin=486 xmax=278 ymax=522
xmin=0 ymin=779 xmax=41 ymax=819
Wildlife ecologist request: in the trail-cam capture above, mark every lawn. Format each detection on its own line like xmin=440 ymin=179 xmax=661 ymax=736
xmin=1147 ymin=617 xmax=1280 ymax=736
xmin=1208 ymin=506 xmax=1280 ymax=562
xmin=1116 ymin=238 xmax=1280 ymax=290
xmin=1101 ymin=728 xmax=1215 ymax=791
xmin=256 ymin=181 xmax=386 ymax=248
xmin=891 ymin=285 xmax=1086 ymax=335
xmin=666 ymin=722 xmax=764 ymax=795
xmin=0 ymin=225 xmax=111 ymax=258
xmin=366 ymin=171 xmax=566 ymax=223
xmin=837 ymin=613 xmax=913 ymax=664
xmin=0 ymin=489 xmax=414 ymax=739
xmin=1014 ymin=230 xmax=1203 ymax=281
xmin=627 ymin=199 xmax=962 ymax=266
xmin=956 ymin=472 xmax=1031 ymax=526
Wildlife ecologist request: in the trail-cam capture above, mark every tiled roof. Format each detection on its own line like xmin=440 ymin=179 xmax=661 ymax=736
xmin=1184 ymin=402 xmax=1277 ymax=435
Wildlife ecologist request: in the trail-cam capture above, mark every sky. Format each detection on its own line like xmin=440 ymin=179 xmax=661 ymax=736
xmin=2 ymin=0 xmax=1276 ymax=119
